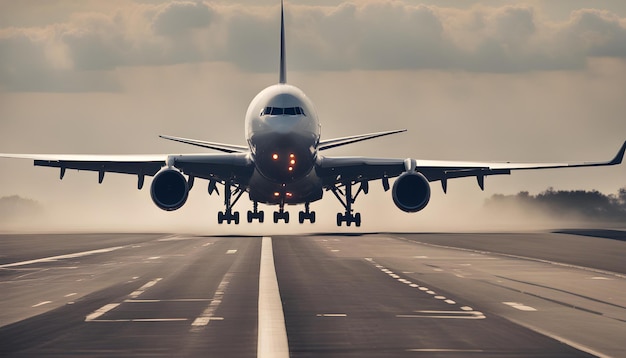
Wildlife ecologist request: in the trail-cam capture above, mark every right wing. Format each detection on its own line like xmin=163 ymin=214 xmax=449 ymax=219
xmin=317 ymin=141 xmax=626 ymax=191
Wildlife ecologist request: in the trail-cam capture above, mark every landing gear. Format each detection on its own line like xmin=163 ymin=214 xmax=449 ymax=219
xmin=247 ymin=201 xmax=265 ymax=223
xmin=217 ymin=180 xmax=244 ymax=224
xmin=330 ymin=181 xmax=367 ymax=227
xmin=298 ymin=202 xmax=316 ymax=224
xmin=273 ymin=203 xmax=289 ymax=223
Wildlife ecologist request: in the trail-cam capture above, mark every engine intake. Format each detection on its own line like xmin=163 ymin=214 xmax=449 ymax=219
xmin=392 ymin=172 xmax=431 ymax=212
xmin=150 ymin=168 xmax=189 ymax=211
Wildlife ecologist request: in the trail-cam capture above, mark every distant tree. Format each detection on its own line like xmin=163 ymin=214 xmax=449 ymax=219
xmin=0 ymin=195 xmax=44 ymax=222
xmin=484 ymin=187 xmax=626 ymax=222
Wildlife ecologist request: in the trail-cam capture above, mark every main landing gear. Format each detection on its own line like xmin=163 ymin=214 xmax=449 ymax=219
xmin=247 ymin=201 xmax=264 ymax=223
xmin=217 ymin=180 xmax=245 ymax=224
xmin=298 ymin=202 xmax=316 ymax=224
xmin=273 ymin=203 xmax=289 ymax=223
xmin=330 ymin=181 xmax=368 ymax=227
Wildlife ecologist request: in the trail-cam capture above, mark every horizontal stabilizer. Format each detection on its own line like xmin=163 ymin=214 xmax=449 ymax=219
xmin=319 ymin=129 xmax=406 ymax=151
xmin=159 ymin=135 xmax=248 ymax=153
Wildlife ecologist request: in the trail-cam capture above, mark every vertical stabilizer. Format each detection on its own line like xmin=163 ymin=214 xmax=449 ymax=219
xmin=279 ymin=0 xmax=287 ymax=84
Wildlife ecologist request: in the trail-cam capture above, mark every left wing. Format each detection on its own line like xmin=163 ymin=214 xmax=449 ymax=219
xmin=0 ymin=152 xmax=254 ymax=189
xmin=317 ymin=141 xmax=626 ymax=192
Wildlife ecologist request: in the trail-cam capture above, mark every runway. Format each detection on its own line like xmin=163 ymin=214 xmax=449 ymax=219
xmin=0 ymin=231 xmax=624 ymax=357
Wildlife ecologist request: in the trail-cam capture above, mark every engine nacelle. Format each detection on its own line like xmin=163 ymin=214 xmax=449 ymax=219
xmin=392 ymin=172 xmax=431 ymax=212
xmin=150 ymin=168 xmax=189 ymax=211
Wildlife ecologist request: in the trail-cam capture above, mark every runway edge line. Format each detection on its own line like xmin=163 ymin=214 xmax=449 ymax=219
xmin=258 ymin=236 xmax=290 ymax=358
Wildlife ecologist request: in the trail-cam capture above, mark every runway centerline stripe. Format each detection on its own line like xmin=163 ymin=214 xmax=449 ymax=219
xmin=0 ymin=246 xmax=126 ymax=268
xmin=258 ymin=237 xmax=289 ymax=358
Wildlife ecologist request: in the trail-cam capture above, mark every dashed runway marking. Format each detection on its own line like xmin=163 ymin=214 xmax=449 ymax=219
xmin=85 ymin=303 xmax=120 ymax=322
xmin=364 ymin=257 xmax=485 ymax=319
xmin=129 ymin=278 xmax=162 ymax=299
xmin=503 ymin=302 xmax=537 ymax=311
xmin=190 ymin=273 xmax=231 ymax=330
xmin=32 ymin=301 xmax=52 ymax=308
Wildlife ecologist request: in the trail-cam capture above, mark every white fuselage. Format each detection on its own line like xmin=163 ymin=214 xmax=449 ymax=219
xmin=244 ymin=84 xmax=323 ymax=205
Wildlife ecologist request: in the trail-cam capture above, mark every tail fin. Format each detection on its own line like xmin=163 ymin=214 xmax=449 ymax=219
xmin=279 ymin=0 xmax=286 ymax=84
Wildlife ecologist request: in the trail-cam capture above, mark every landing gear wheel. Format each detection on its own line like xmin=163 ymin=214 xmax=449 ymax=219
xmin=273 ymin=210 xmax=289 ymax=223
xmin=355 ymin=212 xmax=361 ymax=227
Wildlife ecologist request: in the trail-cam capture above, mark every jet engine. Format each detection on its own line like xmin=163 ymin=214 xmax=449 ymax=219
xmin=150 ymin=168 xmax=189 ymax=211
xmin=392 ymin=172 xmax=431 ymax=212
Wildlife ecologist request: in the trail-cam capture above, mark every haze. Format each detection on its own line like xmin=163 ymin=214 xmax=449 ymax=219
xmin=1 ymin=0 xmax=625 ymax=233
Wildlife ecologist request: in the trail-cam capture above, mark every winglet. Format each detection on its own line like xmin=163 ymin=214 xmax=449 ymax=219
xmin=609 ymin=140 xmax=626 ymax=165
xmin=279 ymin=0 xmax=287 ymax=84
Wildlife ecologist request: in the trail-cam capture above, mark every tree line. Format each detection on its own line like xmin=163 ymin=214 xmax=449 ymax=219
xmin=485 ymin=187 xmax=626 ymax=222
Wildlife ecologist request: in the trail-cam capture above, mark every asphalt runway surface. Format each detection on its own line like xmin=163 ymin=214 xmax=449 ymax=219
xmin=0 ymin=231 xmax=624 ymax=357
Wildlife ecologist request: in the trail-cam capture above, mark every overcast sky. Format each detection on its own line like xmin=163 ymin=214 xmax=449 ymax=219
xmin=0 ymin=0 xmax=625 ymax=232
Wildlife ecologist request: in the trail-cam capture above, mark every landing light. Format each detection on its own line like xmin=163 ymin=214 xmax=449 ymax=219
xmin=272 ymin=153 xmax=279 ymax=160
xmin=288 ymin=166 xmax=293 ymax=172
xmin=286 ymin=192 xmax=293 ymax=197
xmin=290 ymin=159 xmax=296 ymax=165
xmin=289 ymin=153 xmax=295 ymax=158
xmin=273 ymin=192 xmax=280 ymax=197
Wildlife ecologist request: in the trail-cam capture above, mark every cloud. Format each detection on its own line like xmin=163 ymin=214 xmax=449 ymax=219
xmin=1 ymin=1 xmax=626 ymax=91
xmin=152 ymin=1 xmax=214 ymax=36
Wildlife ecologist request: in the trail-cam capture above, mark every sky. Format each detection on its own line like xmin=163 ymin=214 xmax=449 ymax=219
xmin=0 ymin=0 xmax=625 ymax=233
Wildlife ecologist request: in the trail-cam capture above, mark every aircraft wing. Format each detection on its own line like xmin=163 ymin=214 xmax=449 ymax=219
xmin=317 ymin=141 xmax=626 ymax=191
xmin=0 ymin=153 xmax=254 ymax=189
xmin=318 ymin=129 xmax=406 ymax=151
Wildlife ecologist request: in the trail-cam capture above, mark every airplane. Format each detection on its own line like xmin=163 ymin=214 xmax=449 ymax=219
xmin=1 ymin=0 xmax=625 ymax=227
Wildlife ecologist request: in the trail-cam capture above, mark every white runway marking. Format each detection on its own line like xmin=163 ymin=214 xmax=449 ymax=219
xmin=129 ymin=278 xmax=162 ymax=299
xmin=126 ymin=298 xmax=212 ymax=303
xmin=32 ymin=301 xmax=52 ymax=308
xmin=226 ymin=249 xmax=238 ymax=254
xmin=64 ymin=293 xmax=77 ymax=297
xmin=0 ymin=246 xmax=125 ymax=268
xmin=258 ymin=237 xmax=289 ymax=358
xmin=89 ymin=318 xmax=188 ymax=323
xmin=190 ymin=273 xmax=231 ymax=330
xmin=407 ymin=349 xmax=484 ymax=352
xmin=85 ymin=303 xmax=120 ymax=322
xmin=316 ymin=313 xmax=347 ymax=317
xmin=398 ymin=311 xmax=486 ymax=319
xmin=503 ymin=302 xmax=537 ymax=311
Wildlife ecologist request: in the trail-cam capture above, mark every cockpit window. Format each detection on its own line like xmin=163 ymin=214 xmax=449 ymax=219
xmin=260 ymin=107 xmax=306 ymax=116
